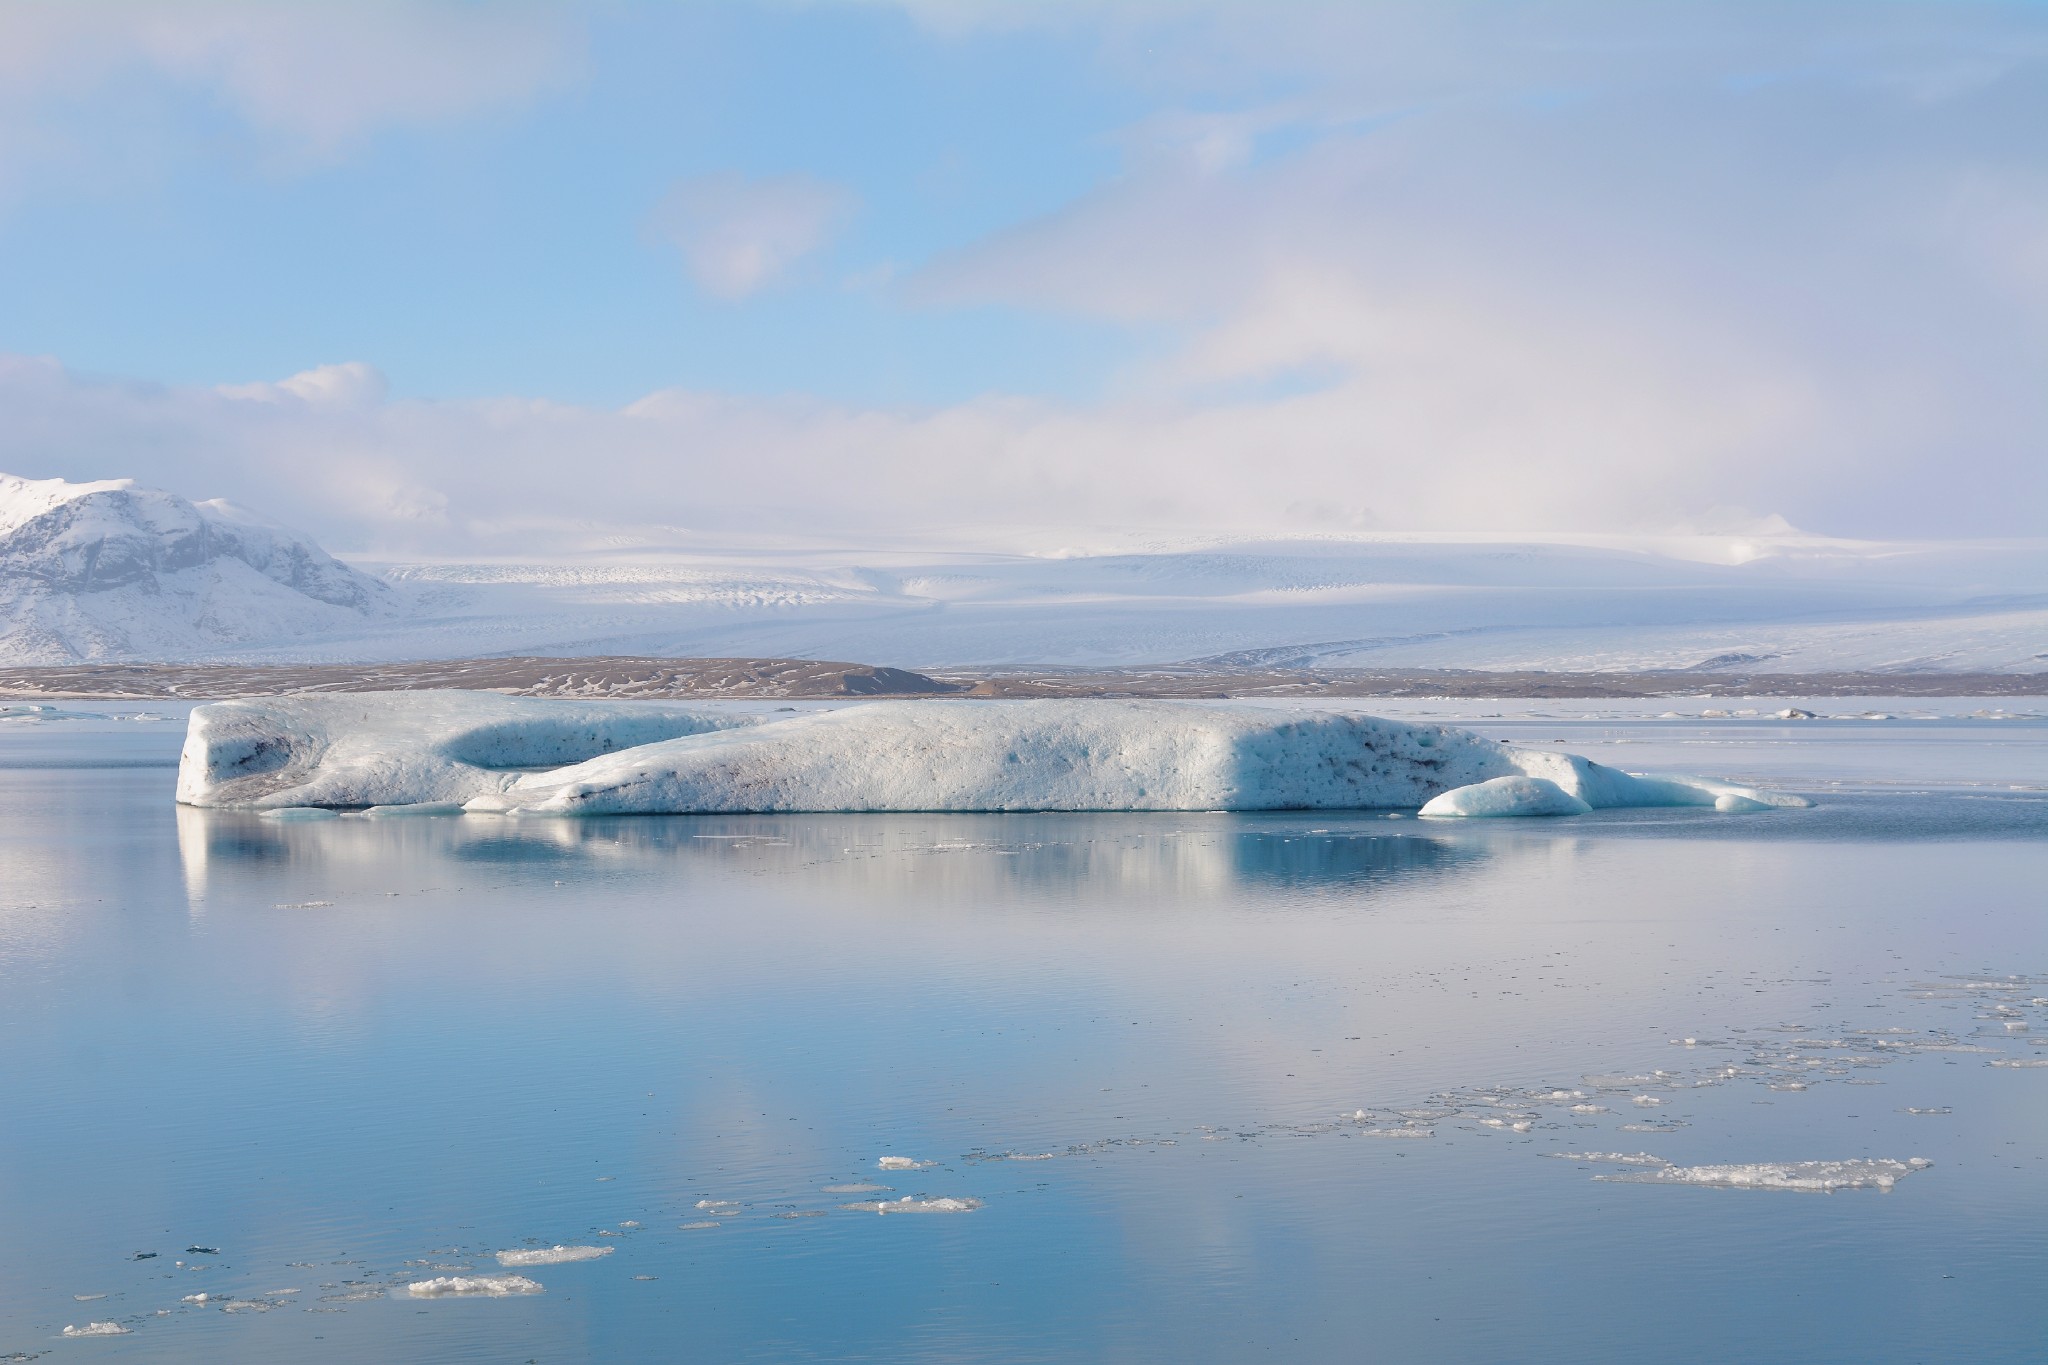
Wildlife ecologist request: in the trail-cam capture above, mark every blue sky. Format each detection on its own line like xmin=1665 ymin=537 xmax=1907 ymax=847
xmin=0 ymin=4 xmax=1156 ymax=406
xmin=1 ymin=2 xmax=2046 ymax=551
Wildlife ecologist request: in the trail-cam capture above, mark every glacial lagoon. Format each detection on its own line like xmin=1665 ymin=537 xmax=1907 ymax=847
xmin=3 ymin=702 xmax=2047 ymax=1362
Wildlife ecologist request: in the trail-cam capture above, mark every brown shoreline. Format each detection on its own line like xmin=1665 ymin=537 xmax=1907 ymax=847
xmin=1 ymin=656 xmax=2043 ymax=701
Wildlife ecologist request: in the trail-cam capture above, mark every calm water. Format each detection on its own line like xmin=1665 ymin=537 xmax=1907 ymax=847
xmin=3 ymin=703 xmax=2047 ymax=1362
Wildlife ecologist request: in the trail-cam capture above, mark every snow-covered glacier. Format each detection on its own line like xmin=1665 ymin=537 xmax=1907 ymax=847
xmin=175 ymin=693 xmax=1811 ymax=817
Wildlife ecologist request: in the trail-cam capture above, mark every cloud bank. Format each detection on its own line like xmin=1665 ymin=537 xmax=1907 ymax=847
xmin=2 ymin=1 xmax=2046 ymax=549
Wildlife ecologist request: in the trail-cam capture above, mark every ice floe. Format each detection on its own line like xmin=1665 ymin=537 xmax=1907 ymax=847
xmin=877 ymin=1156 xmax=936 ymax=1170
xmin=494 ymin=1245 xmax=612 ymax=1267
xmin=1598 ymin=1158 xmax=1932 ymax=1193
xmin=404 ymin=1275 xmax=543 ymax=1298
xmin=840 ymin=1196 xmax=983 ymax=1214
xmin=60 ymin=1322 xmax=129 ymax=1337
xmin=176 ymin=692 xmax=1810 ymax=817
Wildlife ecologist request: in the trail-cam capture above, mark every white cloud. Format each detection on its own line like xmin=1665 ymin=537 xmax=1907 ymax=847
xmin=649 ymin=172 xmax=857 ymax=299
xmin=1 ymin=344 xmax=2030 ymax=560
xmin=0 ymin=1 xmax=582 ymax=188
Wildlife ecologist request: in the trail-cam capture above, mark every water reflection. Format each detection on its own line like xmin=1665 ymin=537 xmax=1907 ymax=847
xmin=174 ymin=808 xmax=1491 ymax=911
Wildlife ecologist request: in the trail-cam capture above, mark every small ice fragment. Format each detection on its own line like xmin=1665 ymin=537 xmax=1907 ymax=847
xmin=1902 ymin=1107 xmax=1951 ymax=1116
xmin=774 ymin=1210 xmax=827 ymax=1219
xmin=273 ymin=901 xmax=334 ymax=909
xmin=877 ymin=1156 xmax=936 ymax=1170
xmin=1989 ymin=1058 xmax=2048 ymax=1068
xmin=840 ymin=1197 xmax=982 ymax=1214
xmin=72 ymin=1294 xmax=107 ymax=1302
xmin=677 ymin=1221 xmax=721 ymax=1230
xmin=404 ymin=1275 xmax=543 ymax=1298
xmin=495 ymin=1246 xmax=611 ymax=1267
xmin=1569 ymin=1104 xmax=1609 ymax=1114
xmin=1630 ymin=1095 xmax=1664 ymax=1106
xmin=1542 ymin=1152 xmax=1670 ymax=1166
xmin=620 ymin=1221 xmax=640 ymax=1229
xmin=62 ymin=1323 xmax=129 ymax=1337
xmin=1357 ymin=1127 xmax=1434 ymax=1138
xmin=1769 ymin=1081 xmax=1809 ymax=1092
xmin=361 ymin=802 xmax=467 ymax=818
xmin=182 ymin=1294 xmax=213 ymax=1303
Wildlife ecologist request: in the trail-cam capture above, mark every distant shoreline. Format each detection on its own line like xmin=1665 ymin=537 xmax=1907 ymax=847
xmin=2 ymin=657 xmax=2044 ymax=701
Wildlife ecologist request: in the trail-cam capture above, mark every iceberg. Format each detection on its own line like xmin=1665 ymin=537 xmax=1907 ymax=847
xmin=175 ymin=693 xmax=1811 ymax=817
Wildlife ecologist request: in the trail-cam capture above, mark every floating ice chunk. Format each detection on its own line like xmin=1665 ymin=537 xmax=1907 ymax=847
xmin=360 ymin=802 xmax=466 ymax=819
xmin=404 ymin=1275 xmax=542 ymax=1298
xmin=1902 ymin=1107 xmax=1952 ymax=1115
xmin=1599 ymin=1157 xmax=1931 ymax=1192
xmin=840 ymin=1197 xmax=982 ymax=1214
xmin=494 ymin=1246 xmax=612 ymax=1267
xmin=1631 ymin=1095 xmax=1665 ymax=1106
xmin=72 ymin=1293 xmax=106 ymax=1301
xmin=1989 ymin=1058 xmax=2048 ymax=1068
xmin=1569 ymin=1104 xmax=1610 ymax=1114
xmin=1543 ymin=1152 xmax=1670 ymax=1166
xmin=62 ymin=1322 xmax=129 ymax=1336
xmin=678 ymin=1221 xmax=721 ymax=1230
xmin=1419 ymin=776 xmax=1590 ymax=819
xmin=877 ymin=1156 xmax=936 ymax=1171
xmin=180 ymin=693 xmax=1803 ymax=816
xmin=1357 ymin=1127 xmax=1434 ymax=1138
xmin=694 ymin=1199 xmax=740 ymax=1211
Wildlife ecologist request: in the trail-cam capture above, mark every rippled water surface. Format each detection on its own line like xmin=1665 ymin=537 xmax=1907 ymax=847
xmin=3 ymin=704 xmax=2047 ymax=1362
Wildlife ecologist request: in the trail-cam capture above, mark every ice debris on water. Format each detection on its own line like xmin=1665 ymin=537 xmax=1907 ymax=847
xmin=1357 ymin=1127 xmax=1435 ymax=1138
xmin=1988 ymin=1058 xmax=2048 ymax=1068
xmin=677 ymin=1221 xmax=721 ymax=1230
xmin=877 ymin=1156 xmax=936 ymax=1171
xmin=494 ymin=1245 xmax=611 ymax=1267
xmin=61 ymin=1323 xmax=129 ymax=1337
xmin=1598 ymin=1158 xmax=1932 ymax=1193
xmin=404 ymin=1275 xmax=543 ymax=1298
xmin=1543 ymin=1152 xmax=1670 ymax=1166
xmin=841 ymin=1197 xmax=983 ymax=1214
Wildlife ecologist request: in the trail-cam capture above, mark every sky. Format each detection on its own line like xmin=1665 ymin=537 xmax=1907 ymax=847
xmin=0 ymin=0 xmax=2045 ymax=555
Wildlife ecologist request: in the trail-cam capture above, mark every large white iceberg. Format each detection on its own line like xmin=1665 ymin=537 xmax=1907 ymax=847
xmin=175 ymin=692 xmax=1809 ymax=817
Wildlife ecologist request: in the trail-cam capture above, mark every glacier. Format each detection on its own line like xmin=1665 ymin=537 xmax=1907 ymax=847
xmin=174 ymin=692 xmax=1811 ymax=816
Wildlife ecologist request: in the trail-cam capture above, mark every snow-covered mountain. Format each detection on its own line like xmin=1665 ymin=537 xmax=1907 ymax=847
xmin=3 ymin=472 xmax=2042 ymax=673
xmin=0 ymin=474 xmax=394 ymax=663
